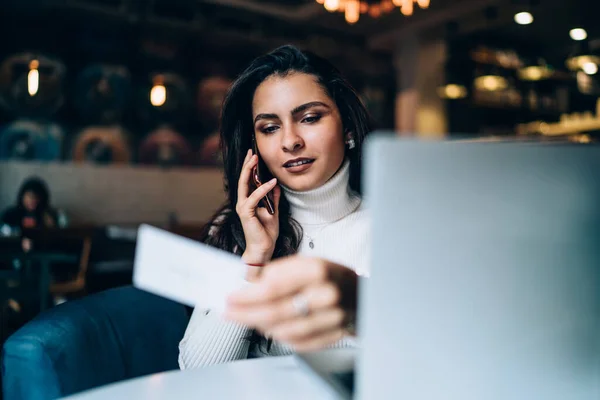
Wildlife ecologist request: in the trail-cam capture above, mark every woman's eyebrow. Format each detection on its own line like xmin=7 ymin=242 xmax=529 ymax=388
xmin=254 ymin=113 xmax=279 ymax=123
xmin=290 ymin=101 xmax=330 ymax=116
xmin=254 ymin=101 xmax=330 ymax=124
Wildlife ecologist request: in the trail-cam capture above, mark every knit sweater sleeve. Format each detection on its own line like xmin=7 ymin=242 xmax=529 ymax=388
xmin=178 ymin=307 xmax=251 ymax=369
xmin=178 ymin=208 xmax=251 ymax=369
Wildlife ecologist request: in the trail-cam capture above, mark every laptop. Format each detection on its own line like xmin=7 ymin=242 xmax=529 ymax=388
xmin=296 ymin=134 xmax=600 ymax=400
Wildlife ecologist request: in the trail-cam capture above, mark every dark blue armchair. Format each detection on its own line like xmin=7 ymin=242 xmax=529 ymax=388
xmin=1 ymin=286 xmax=190 ymax=400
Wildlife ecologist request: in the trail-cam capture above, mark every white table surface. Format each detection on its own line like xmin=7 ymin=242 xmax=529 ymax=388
xmin=63 ymin=356 xmax=341 ymax=400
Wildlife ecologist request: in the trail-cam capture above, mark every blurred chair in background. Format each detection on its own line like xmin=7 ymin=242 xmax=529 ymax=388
xmin=86 ymin=226 xmax=138 ymax=294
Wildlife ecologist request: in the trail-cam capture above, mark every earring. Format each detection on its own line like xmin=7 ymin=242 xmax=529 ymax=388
xmin=346 ymin=138 xmax=356 ymax=150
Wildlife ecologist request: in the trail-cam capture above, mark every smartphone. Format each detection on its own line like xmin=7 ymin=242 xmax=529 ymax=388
xmin=251 ymin=136 xmax=275 ymax=215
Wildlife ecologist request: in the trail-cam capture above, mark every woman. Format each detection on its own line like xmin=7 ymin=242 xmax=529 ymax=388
xmin=179 ymin=45 xmax=373 ymax=368
xmin=1 ymin=177 xmax=59 ymax=233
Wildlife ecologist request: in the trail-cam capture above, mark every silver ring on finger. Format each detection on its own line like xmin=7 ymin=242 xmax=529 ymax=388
xmin=292 ymin=293 xmax=310 ymax=317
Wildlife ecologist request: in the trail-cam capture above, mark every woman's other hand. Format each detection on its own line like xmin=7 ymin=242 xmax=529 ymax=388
xmin=225 ymin=256 xmax=358 ymax=352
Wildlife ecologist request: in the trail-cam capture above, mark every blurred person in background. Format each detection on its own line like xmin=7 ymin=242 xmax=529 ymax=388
xmin=2 ymin=177 xmax=60 ymax=230
xmin=1 ymin=176 xmax=68 ymax=248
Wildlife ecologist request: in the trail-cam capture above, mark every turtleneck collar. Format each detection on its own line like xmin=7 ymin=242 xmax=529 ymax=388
xmin=281 ymin=160 xmax=361 ymax=225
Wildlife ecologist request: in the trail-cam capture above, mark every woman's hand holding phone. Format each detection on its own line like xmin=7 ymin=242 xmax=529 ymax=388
xmin=237 ymin=149 xmax=281 ymax=279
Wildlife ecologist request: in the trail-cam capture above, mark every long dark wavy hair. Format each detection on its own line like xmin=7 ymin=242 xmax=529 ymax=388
xmin=16 ymin=177 xmax=51 ymax=213
xmin=200 ymin=44 xmax=373 ymax=259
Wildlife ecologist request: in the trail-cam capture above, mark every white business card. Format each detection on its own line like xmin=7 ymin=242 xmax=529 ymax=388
xmin=133 ymin=224 xmax=248 ymax=313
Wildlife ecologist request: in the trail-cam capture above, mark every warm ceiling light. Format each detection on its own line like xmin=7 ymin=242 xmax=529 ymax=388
xmin=518 ymin=65 xmax=552 ymax=81
xmin=437 ymin=84 xmax=468 ymax=99
xmin=324 ymin=0 xmax=339 ymax=12
xmin=567 ymin=54 xmax=600 ymax=71
xmin=345 ymin=0 xmax=360 ymax=23
xmin=474 ymin=75 xmax=509 ymax=92
xmin=401 ymin=0 xmax=414 ymax=16
xmin=518 ymin=66 xmax=543 ymax=81
xmin=27 ymin=59 xmax=40 ymax=97
xmin=570 ymin=28 xmax=587 ymax=41
xmin=150 ymin=85 xmax=166 ymax=107
xmin=514 ymin=11 xmax=533 ymax=25
xmin=582 ymin=62 xmax=598 ymax=75
xmin=318 ymin=0 xmax=431 ymax=23
xmin=150 ymin=77 xmax=167 ymax=107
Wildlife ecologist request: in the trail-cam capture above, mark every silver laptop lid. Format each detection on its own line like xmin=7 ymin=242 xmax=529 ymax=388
xmin=357 ymin=134 xmax=600 ymax=400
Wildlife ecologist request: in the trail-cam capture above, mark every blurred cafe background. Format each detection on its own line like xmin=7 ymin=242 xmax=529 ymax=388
xmin=1 ymin=0 xmax=600 ymax=376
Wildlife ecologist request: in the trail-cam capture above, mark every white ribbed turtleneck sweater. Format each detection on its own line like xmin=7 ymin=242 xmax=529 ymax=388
xmin=178 ymin=160 xmax=370 ymax=369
